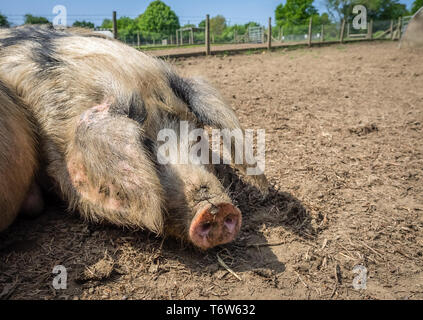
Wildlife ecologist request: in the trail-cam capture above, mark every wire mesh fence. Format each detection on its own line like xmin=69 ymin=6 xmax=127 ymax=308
xmin=0 ymin=12 xmax=409 ymax=52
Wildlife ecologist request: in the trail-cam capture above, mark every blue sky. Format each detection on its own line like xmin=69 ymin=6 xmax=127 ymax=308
xmin=1 ymin=0 xmax=415 ymax=26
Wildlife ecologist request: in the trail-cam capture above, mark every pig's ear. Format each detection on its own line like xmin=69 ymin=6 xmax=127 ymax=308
xmin=166 ymin=73 xmax=242 ymax=130
xmin=166 ymin=71 xmax=270 ymax=195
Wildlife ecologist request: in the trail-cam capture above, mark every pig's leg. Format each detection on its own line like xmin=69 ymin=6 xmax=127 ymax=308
xmin=20 ymin=181 xmax=44 ymax=218
xmin=66 ymin=100 xmax=165 ymax=234
xmin=0 ymin=81 xmax=39 ymax=231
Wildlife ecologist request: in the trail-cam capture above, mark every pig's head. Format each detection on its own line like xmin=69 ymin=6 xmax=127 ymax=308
xmin=159 ymin=163 xmax=242 ymax=250
xmin=155 ymin=119 xmax=242 ymax=250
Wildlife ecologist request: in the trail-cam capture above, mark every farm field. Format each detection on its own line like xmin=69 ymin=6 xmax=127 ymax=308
xmin=0 ymin=41 xmax=422 ymax=300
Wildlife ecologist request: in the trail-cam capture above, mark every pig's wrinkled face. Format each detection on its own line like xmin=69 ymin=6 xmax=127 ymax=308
xmin=159 ymin=163 xmax=242 ymax=250
xmin=155 ymin=119 xmax=242 ymax=249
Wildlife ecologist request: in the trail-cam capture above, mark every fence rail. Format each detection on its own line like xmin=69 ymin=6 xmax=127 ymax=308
xmin=1 ymin=12 xmax=407 ymax=56
xmin=125 ymin=15 xmax=407 ymax=58
xmin=114 ymin=15 xmax=406 ymax=56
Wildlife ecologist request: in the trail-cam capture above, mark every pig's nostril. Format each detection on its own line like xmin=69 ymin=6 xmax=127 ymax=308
xmin=224 ymin=216 xmax=237 ymax=233
xmin=199 ymin=222 xmax=212 ymax=237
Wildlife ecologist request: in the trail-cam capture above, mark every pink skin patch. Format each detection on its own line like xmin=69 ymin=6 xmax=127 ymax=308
xmin=189 ymin=203 xmax=242 ymax=250
xmin=67 ymin=153 xmax=125 ymax=212
xmin=77 ymin=102 xmax=111 ymax=127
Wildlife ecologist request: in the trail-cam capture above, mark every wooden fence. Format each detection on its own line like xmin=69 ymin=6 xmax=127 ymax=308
xmin=110 ymin=13 xmax=405 ymax=58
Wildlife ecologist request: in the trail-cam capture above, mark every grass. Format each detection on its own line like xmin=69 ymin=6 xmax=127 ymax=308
xmin=137 ymin=42 xmax=237 ymax=51
xmin=136 ymin=43 xmax=204 ymax=51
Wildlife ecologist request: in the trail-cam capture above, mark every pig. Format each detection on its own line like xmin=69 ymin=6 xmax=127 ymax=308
xmin=0 ymin=25 xmax=268 ymax=249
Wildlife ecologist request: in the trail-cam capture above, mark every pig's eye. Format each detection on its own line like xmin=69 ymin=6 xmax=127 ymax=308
xmin=197 ymin=185 xmax=209 ymax=195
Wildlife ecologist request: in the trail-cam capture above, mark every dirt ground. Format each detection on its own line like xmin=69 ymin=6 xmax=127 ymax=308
xmin=1 ymin=41 xmax=422 ymax=300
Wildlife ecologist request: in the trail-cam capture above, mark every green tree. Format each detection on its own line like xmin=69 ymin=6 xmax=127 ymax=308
xmin=137 ymin=0 xmax=180 ymax=37
xmin=244 ymin=21 xmax=261 ymax=29
xmin=100 ymin=17 xmax=138 ymax=41
xmin=325 ymin=0 xmax=408 ymax=22
xmin=411 ymin=0 xmax=423 ymax=14
xmin=181 ymin=23 xmax=196 ymax=28
xmin=73 ymin=20 xmax=95 ymax=29
xmin=209 ymin=15 xmax=227 ymax=36
xmin=325 ymin=0 xmax=349 ymax=21
xmin=376 ymin=0 xmax=408 ymax=19
xmin=117 ymin=16 xmax=137 ymax=40
xmin=100 ymin=18 xmax=113 ymax=29
xmin=0 ymin=13 xmax=10 ymax=27
xmin=24 ymin=14 xmax=50 ymax=25
xmin=275 ymin=0 xmax=318 ymax=29
xmin=199 ymin=16 xmax=231 ymax=32
xmin=308 ymin=12 xmax=332 ymax=25
xmin=222 ymin=24 xmax=246 ymax=41
xmin=219 ymin=22 xmax=261 ymax=43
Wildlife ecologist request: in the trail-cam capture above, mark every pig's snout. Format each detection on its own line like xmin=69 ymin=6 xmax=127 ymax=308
xmin=189 ymin=203 xmax=242 ymax=250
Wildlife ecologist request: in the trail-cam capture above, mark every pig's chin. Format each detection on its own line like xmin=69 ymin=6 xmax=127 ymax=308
xmin=188 ymin=202 xmax=242 ymax=250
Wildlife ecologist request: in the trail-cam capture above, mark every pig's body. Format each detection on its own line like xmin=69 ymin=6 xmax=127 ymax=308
xmin=0 ymin=26 xmax=267 ymax=249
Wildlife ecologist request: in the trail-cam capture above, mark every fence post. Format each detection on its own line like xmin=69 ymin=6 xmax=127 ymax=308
xmin=347 ymin=22 xmax=350 ymax=38
xmin=397 ymin=17 xmax=402 ymax=40
xmin=137 ymin=31 xmax=140 ymax=47
xmin=112 ymin=11 xmax=118 ymax=39
xmin=205 ymin=14 xmax=211 ymax=55
xmin=321 ymin=24 xmax=324 ymax=42
xmin=340 ymin=19 xmax=345 ymax=43
xmin=390 ymin=19 xmax=394 ymax=40
xmin=369 ymin=20 xmax=373 ymax=40
xmin=176 ymin=30 xmax=179 ymax=45
xmin=308 ymin=17 xmax=312 ymax=47
xmin=281 ymin=26 xmax=284 ymax=41
xmin=268 ymin=17 xmax=272 ymax=49
xmin=180 ymin=30 xmax=183 ymax=45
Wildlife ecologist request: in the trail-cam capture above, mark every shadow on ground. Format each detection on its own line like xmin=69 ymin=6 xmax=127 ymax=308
xmin=0 ymin=166 xmax=315 ymax=299
xmin=154 ymin=165 xmax=316 ymax=275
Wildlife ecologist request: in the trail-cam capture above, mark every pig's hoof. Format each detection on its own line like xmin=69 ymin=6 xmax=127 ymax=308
xmin=189 ymin=203 xmax=242 ymax=250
